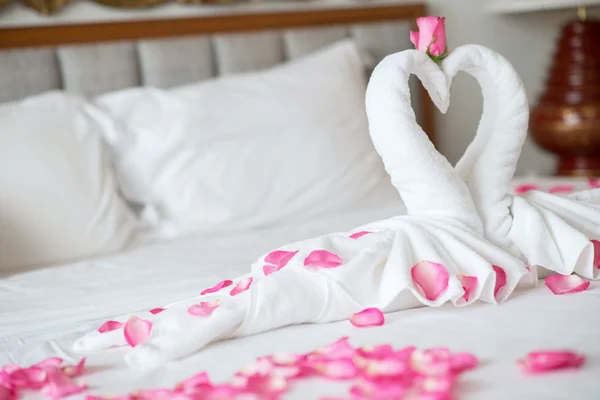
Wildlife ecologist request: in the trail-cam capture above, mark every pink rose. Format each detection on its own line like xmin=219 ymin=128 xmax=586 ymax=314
xmin=410 ymin=16 xmax=448 ymax=59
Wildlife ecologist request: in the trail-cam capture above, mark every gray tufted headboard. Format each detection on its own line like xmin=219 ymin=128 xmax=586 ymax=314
xmin=0 ymin=2 xmax=435 ymax=142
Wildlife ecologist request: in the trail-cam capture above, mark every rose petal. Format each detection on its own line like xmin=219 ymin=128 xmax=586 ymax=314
xmin=548 ymin=185 xmax=574 ymax=194
xmin=42 ymin=369 xmax=87 ymax=400
xmin=410 ymin=349 xmax=451 ymax=376
xmin=457 ymin=275 xmax=478 ymax=302
xmin=416 ymin=375 xmax=454 ymax=396
xmin=592 ymin=240 xmax=600 ymax=270
xmin=61 ymin=358 xmax=86 ymax=378
xmin=589 ymin=178 xmax=600 ymax=188
xmin=10 ymin=366 xmax=47 ymax=389
xmin=270 ymin=353 xmax=306 ymax=366
xmin=544 ymin=274 xmax=590 ymax=295
xmin=518 ymin=350 xmax=585 ymax=374
xmin=263 ymin=265 xmax=281 ymax=276
xmin=36 ymin=357 xmax=63 ymax=369
xmin=245 ymin=375 xmax=288 ymax=395
xmin=149 ymin=308 xmax=165 ymax=315
xmin=350 ymin=308 xmax=385 ymax=328
xmin=0 ymin=386 xmax=16 ymax=400
xmin=97 ymin=320 xmax=123 ymax=334
xmin=123 ymin=316 xmax=153 ymax=347
xmin=349 ymin=231 xmax=372 ymax=239
xmin=410 ymin=30 xmax=420 ymax=49
xmin=303 ymin=250 xmax=343 ymax=269
xmin=365 ymin=358 xmax=408 ymax=378
xmin=188 ymin=300 xmax=221 ymax=317
xmin=230 ymin=277 xmax=253 ymax=296
xmin=313 ymin=337 xmax=356 ymax=359
xmin=201 ymin=280 xmax=233 ymax=296
xmin=514 ymin=183 xmax=539 ymax=195
xmin=314 ymin=359 xmax=358 ymax=380
xmin=175 ymin=372 xmax=211 ymax=392
xmin=493 ymin=265 xmax=507 ymax=298
xmin=450 ymin=352 xmax=478 ymax=373
xmin=411 ymin=261 xmax=450 ymax=301
xmin=264 ymin=250 xmax=298 ymax=268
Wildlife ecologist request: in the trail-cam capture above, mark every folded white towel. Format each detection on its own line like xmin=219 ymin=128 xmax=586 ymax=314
xmin=445 ymin=45 xmax=600 ymax=280
xmin=74 ymin=50 xmax=530 ymax=368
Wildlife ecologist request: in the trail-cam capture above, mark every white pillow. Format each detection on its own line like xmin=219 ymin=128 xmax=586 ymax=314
xmin=95 ymin=39 xmax=403 ymax=236
xmin=0 ymin=92 xmax=139 ymax=272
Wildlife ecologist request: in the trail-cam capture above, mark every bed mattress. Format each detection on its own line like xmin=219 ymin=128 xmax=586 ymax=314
xmin=2 ymin=181 xmax=600 ymax=399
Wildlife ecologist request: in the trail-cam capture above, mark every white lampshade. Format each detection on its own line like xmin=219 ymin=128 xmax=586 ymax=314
xmin=488 ymin=0 xmax=600 ymax=14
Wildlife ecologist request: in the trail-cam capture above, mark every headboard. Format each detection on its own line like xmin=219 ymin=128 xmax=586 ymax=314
xmin=0 ymin=1 xmax=435 ymax=142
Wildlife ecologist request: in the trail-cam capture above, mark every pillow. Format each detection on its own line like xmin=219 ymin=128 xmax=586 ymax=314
xmin=0 ymin=92 xmax=139 ymax=272
xmin=95 ymin=39 xmax=403 ymax=236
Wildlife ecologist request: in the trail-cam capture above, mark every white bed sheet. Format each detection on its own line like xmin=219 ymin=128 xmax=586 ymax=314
xmin=2 ymin=189 xmax=600 ymax=399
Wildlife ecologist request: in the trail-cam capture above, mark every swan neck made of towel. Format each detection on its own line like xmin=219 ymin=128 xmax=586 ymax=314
xmin=442 ymin=45 xmax=529 ymax=252
xmin=365 ymin=50 xmax=482 ymax=233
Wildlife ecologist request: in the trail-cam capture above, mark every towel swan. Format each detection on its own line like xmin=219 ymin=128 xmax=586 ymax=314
xmin=74 ymin=50 xmax=529 ymax=369
xmin=444 ymin=45 xmax=600 ymax=280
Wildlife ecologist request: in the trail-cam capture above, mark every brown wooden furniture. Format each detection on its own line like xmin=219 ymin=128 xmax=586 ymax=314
xmin=530 ymin=17 xmax=600 ymax=176
xmin=0 ymin=2 xmax=436 ymax=145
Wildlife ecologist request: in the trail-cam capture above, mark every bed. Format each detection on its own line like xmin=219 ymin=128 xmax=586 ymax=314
xmin=1 ymin=2 xmax=600 ymax=399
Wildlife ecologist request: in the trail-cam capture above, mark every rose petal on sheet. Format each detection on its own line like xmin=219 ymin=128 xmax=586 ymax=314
xmin=514 ymin=183 xmax=539 ymax=195
xmin=450 ymin=353 xmax=479 ymax=373
xmin=544 ymin=274 xmax=590 ymax=295
xmin=365 ymin=358 xmax=408 ymax=378
xmin=123 ymin=316 xmax=153 ymax=348
xmin=244 ymin=375 xmax=288 ymax=395
xmin=303 ymin=250 xmax=343 ymax=269
xmin=493 ymin=265 xmax=507 ymax=298
xmin=271 ymin=353 xmax=306 ymax=366
xmin=36 ymin=357 xmax=64 ymax=369
xmin=457 ymin=275 xmax=478 ymax=302
xmin=42 ymin=369 xmax=87 ymax=400
xmin=98 ymin=320 xmax=123 ymax=334
xmin=262 ymin=265 xmax=281 ymax=276
xmin=411 ymin=261 xmax=450 ymax=301
xmin=2 ymin=364 xmax=20 ymax=374
xmin=313 ymin=337 xmax=356 ymax=360
xmin=230 ymin=277 xmax=253 ymax=296
xmin=0 ymin=385 xmax=15 ymax=400
xmin=314 ymin=359 xmax=358 ymax=380
xmin=349 ymin=231 xmax=372 ymax=239
xmin=149 ymin=308 xmax=165 ymax=315
xmin=589 ymin=178 xmax=600 ymax=188
xmin=350 ymin=308 xmax=385 ymax=328
xmin=264 ymin=250 xmax=298 ymax=268
xmin=592 ymin=240 xmax=600 ymax=270
xmin=416 ymin=375 xmax=454 ymax=396
xmin=175 ymin=372 xmax=210 ymax=392
xmin=201 ymin=280 xmax=233 ymax=296
xmin=10 ymin=366 xmax=47 ymax=389
xmin=188 ymin=300 xmax=221 ymax=317
xmin=548 ymin=185 xmax=574 ymax=194
xmin=410 ymin=349 xmax=451 ymax=376
xmin=518 ymin=350 xmax=585 ymax=374
xmin=61 ymin=358 xmax=86 ymax=378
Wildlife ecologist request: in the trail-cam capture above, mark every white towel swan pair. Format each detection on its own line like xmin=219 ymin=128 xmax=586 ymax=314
xmin=74 ymin=44 xmax=600 ymax=369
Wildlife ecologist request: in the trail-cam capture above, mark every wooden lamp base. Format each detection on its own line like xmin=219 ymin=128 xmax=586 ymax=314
xmin=530 ymin=17 xmax=600 ymax=177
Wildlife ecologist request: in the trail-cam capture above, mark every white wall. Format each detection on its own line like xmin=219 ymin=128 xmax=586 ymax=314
xmin=426 ymin=0 xmax=600 ymax=176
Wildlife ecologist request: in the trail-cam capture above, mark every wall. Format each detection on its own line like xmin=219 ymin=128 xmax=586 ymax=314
xmin=427 ymin=0 xmax=600 ymax=176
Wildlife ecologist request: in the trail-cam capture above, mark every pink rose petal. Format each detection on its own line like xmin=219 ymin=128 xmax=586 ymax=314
xmin=493 ymin=265 xmax=507 ymax=298
xmin=314 ymin=359 xmax=358 ymax=380
xmin=457 ymin=275 xmax=478 ymax=302
xmin=262 ymin=265 xmax=281 ymax=276
xmin=149 ymin=308 xmax=165 ymax=315
xmin=243 ymin=375 xmax=288 ymax=395
xmin=97 ymin=320 xmax=123 ymax=334
xmin=518 ymin=350 xmax=585 ymax=374
xmin=36 ymin=357 xmax=63 ymax=369
xmin=201 ymin=280 xmax=233 ymax=296
xmin=42 ymin=369 xmax=87 ymax=400
xmin=364 ymin=358 xmax=408 ymax=378
xmin=544 ymin=274 xmax=590 ymax=295
xmin=230 ymin=277 xmax=253 ymax=296
xmin=175 ymin=372 xmax=211 ymax=393
xmin=10 ymin=367 xmax=47 ymax=389
xmin=0 ymin=386 xmax=16 ymax=400
xmin=313 ymin=337 xmax=356 ymax=360
xmin=548 ymin=185 xmax=574 ymax=194
xmin=123 ymin=316 xmax=153 ymax=348
xmin=589 ymin=178 xmax=600 ymax=188
xmin=592 ymin=240 xmax=600 ymax=270
xmin=350 ymin=308 xmax=385 ymax=328
xmin=514 ymin=183 xmax=539 ymax=195
xmin=416 ymin=375 xmax=454 ymax=396
xmin=411 ymin=261 xmax=450 ymax=301
xmin=264 ymin=250 xmax=298 ymax=268
xmin=187 ymin=300 xmax=221 ymax=317
xmin=303 ymin=250 xmax=343 ymax=269
xmin=349 ymin=231 xmax=372 ymax=239
xmin=270 ymin=353 xmax=306 ymax=366
xmin=450 ymin=353 xmax=479 ymax=373
xmin=61 ymin=358 xmax=86 ymax=378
